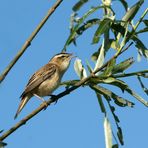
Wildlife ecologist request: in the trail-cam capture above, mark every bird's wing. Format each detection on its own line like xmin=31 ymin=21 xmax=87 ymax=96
xmin=20 ymin=63 xmax=57 ymax=97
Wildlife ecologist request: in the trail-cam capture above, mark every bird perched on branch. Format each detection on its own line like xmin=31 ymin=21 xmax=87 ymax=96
xmin=14 ymin=53 xmax=73 ymax=119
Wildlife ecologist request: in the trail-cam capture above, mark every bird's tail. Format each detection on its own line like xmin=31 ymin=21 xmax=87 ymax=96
xmin=14 ymin=94 xmax=31 ymax=119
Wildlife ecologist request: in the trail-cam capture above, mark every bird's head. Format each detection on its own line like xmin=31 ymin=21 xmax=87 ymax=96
xmin=50 ymin=53 xmax=74 ymax=71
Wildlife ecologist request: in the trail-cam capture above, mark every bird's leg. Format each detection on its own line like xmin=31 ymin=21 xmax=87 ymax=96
xmin=33 ymin=94 xmax=48 ymax=109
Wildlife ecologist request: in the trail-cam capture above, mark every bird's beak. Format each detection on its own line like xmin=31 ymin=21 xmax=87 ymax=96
xmin=69 ymin=53 xmax=77 ymax=59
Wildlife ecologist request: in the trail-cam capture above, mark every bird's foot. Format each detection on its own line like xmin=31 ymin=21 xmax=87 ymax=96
xmin=43 ymin=101 xmax=48 ymax=110
xmin=49 ymin=94 xmax=58 ymax=104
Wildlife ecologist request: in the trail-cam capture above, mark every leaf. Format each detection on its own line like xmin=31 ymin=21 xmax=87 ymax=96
xmin=136 ymin=27 xmax=148 ymax=34
xmin=132 ymin=36 xmax=148 ymax=58
xmin=122 ymin=0 xmax=144 ymax=22
xmin=63 ymin=5 xmax=111 ymax=50
xmin=117 ymin=127 xmax=124 ymax=145
xmin=116 ymin=0 xmax=128 ymax=11
xmin=137 ymin=76 xmax=148 ymax=95
xmin=96 ymin=92 xmax=106 ymax=113
xmin=77 ymin=18 xmax=100 ymax=35
xmin=74 ymin=58 xmax=87 ymax=79
xmin=86 ymin=60 xmax=93 ymax=73
xmin=104 ymin=58 xmax=116 ymax=76
xmin=112 ymin=57 xmax=134 ymax=74
xmin=72 ymin=0 xmax=89 ymax=12
xmin=112 ymin=144 xmax=119 ymax=148
xmin=60 ymin=80 xmax=79 ymax=87
xmin=143 ymin=19 xmax=148 ymax=27
xmin=108 ymin=78 xmax=148 ymax=107
xmin=92 ymin=18 xmax=112 ymax=44
xmin=104 ymin=116 xmax=113 ymax=148
xmin=0 ymin=141 xmax=7 ymax=147
xmin=90 ymin=85 xmax=134 ymax=107
xmin=93 ymin=40 xmax=105 ymax=72
xmin=110 ymin=39 xmax=120 ymax=50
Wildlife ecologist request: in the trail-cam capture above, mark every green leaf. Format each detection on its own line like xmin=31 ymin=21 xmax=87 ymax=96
xmin=0 ymin=141 xmax=7 ymax=147
xmin=72 ymin=0 xmax=89 ymax=12
xmin=63 ymin=6 xmax=111 ymax=51
xmin=94 ymin=40 xmax=105 ymax=71
xmin=74 ymin=58 xmax=87 ymax=79
xmin=86 ymin=60 xmax=93 ymax=73
xmin=60 ymin=80 xmax=79 ymax=87
xmin=96 ymin=93 xmax=106 ymax=113
xmin=92 ymin=18 xmax=112 ymax=44
xmin=122 ymin=0 xmax=144 ymax=22
xmin=112 ymin=57 xmax=134 ymax=74
xmin=143 ymin=19 xmax=148 ymax=27
xmin=77 ymin=18 xmax=100 ymax=35
xmin=116 ymin=0 xmax=128 ymax=11
xmin=132 ymin=36 xmax=148 ymax=58
xmin=137 ymin=76 xmax=148 ymax=95
xmin=104 ymin=58 xmax=116 ymax=76
xmin=107 ymin=78 xmax=148 ymax=106
xmin=117 ymin=127 xmax=124 ymax=145
xmin=110 ymin=39 xmax=120 ymax=50
xmin=136 ymin=27 xmax=148 ymax=34
xmin=104 ymin=117 xmax=113 ymax=148
xmin=112 ymin=144 xmax=119 ymax=148
xmin=90 ymin=85 xmax=134 ymax=107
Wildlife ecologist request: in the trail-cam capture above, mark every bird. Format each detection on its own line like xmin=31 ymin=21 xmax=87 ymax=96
xmin=14 ymin=52 xmax=73 ymax=119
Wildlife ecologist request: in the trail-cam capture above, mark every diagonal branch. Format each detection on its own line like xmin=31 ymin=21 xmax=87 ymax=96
xmin=0 ymin=42 xmax=133 ymax=141
xmin=0 ymin=0 xmax=63 ymax=83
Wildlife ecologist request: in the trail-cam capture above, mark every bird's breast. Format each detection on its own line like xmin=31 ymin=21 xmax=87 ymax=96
xmin=35 ymin=73 xmax=61 ymax=97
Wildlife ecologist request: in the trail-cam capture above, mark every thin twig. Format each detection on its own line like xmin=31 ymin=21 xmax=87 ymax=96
xmin=0 ymin=0 xmax=63 ymax=83
xmin=0 ymin=42 xmax=133 ymax=141
xmin=113 ymin=70 xmax=148 ymax=78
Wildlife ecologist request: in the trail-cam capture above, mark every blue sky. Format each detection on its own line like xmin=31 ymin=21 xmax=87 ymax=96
xmin=0 ymin=0 xmax=148 ymax=147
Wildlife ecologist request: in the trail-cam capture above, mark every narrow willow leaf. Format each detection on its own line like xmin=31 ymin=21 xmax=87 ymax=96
xmin=110 ymin=39 xmax=120 ymax=50
xmin=94 ymin=40 xmax=105 ymax=72
xmin=72 ymin=0 xmax=89 ymax=12
xmin=108 ymin=78 xmax=148 ymax=106
xmin=103 ymin=78 xmax=128 ymax=92
xmin=137 ymin=76 xmax=148 ymax=95
xmin=132 ymin=36 xmax=148 ymax=58
xmin=0 ymin=141 xmax=7 ymax=147
xmin=111 ymin=22 xmax=125 ymax=36
xmin=74 ymin=58 xmax=87 ymax=79
xmin=116 ymin=0 xmax=128 ymax=11
xmin=122 ymin=0 xmax=144 ymax=22
xmin=92 ymin=18 xmax=112 ymax=44
xmin=143 ymin=19 xmax=148 ymax=27
xmin=112 ymin=144 xmax=119 ymax=148
xmin=104 ymin=117 xmax=113 ymax=148
xmin=77 ymin=18 xmax=100 ymax=35
xmin=117 ymin=127 xmax=124 ymax=145
xmin=86 ymin=60 xmax=93 ymax=73
xmin=90 ymin=85 xmax=134 ymax=107
xmin=96 ymin=92 xmax=106 ymax=113
xmin=112 ymin=57 xmax=134 ymax=74
xmin=60 ymin=80 xmax=79 ymax=87
xmin=104 ymin=58 xmax=116 ymax=76
xmin=136 ymin=27 xmax=148 ymax=34
xmin=63 ymin=6 xmax=111 ymax=50
xmin=108 ymin=101 xmax=120 ymax=123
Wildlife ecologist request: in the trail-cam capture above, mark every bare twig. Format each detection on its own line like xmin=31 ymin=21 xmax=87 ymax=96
xmin=0 ymin=0 xmax=63 ymax=83
xmin=0 ymin=42 xmax=133 ymax=141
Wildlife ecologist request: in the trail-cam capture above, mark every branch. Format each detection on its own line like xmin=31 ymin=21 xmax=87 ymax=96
xmin=0 ymin=42 xmax=133 ymax=141
xmin=0 ymin=0 xmax=63 ymax=83
xmin=113 ymin=70 xmax=148 ymax=78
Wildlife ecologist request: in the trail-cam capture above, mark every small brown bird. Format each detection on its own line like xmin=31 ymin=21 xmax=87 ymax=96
xmin=14 ymin=53 xmax=73 ymax=119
